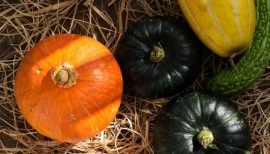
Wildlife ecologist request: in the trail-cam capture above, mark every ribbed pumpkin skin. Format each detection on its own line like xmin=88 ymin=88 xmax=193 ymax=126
xmin=178 ymin=0 xmax=256 ymax=57
xmin=153 ymin=91 xmax=251 ymax=154
xmin=15 ymin=34 xmax=123 ymax=142
xmin=115 ymin=16 xmax=202 ymax=99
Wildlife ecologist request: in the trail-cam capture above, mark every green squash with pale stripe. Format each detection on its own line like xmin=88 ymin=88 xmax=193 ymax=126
xmin=178 ymin=0 xmax=256 ymax=57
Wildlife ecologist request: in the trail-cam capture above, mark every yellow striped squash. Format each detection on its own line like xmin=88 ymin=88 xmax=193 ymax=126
xmin=178 ymin=0 xmax=256 ymax=57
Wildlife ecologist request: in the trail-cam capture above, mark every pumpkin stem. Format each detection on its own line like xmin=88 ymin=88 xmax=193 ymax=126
xmin=197 ymin=129 xmax=217 ymax=149
xmin=51 ymin=62 xmax=77 ymax=88
xmin=244 ymin=151 xmax=250 ymax=154
xmin=150 ymin=45 xmax=165 ymax=62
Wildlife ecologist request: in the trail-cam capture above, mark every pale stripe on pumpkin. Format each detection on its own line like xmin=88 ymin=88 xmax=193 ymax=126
xmin=231 ymin=0 xmax=243 ymax=44
xmin=206 ymin=0 xmax=233 ymax=47
xmin=179 ymin=0 xmax=223 ymax=53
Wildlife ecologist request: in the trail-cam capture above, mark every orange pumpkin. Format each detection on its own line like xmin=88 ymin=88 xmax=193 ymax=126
xmin=15 ymin=34 xmax=123 ymax=142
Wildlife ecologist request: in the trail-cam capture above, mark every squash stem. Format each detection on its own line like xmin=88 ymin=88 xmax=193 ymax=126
xmin=51 ymin=62 xmax=77 ymax=88
xmin=197 ymin=129 xmax=217 ymax=149
xmin=150 ymin=45 xmax=165 ymax=62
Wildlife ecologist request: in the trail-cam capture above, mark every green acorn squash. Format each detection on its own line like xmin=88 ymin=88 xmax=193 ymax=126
xmin=153 ymin=91 xmax=251 ymax=154
xmin=115 ymin=16 xmax=202 ymax=98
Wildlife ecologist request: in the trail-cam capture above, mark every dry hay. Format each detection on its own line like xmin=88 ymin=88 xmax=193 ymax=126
xmin=0 ymin=0 xmax=269 ymax=154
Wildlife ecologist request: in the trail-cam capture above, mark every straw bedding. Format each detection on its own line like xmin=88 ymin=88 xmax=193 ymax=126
xmin=0 ymin=0 xmax=269 ymax=153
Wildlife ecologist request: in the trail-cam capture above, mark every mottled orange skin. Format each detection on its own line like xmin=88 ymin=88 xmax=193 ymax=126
xmin=15 ymin=34 xmax=123 ymax=142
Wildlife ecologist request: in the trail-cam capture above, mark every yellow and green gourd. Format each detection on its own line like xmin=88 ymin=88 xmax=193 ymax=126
xmin=178 ymin=0 xmax=256 ymax=57
xmin=204 ymin=0 xmax=270 ymax=95
xmin=179 ymin=0 xmax=270 ymax=95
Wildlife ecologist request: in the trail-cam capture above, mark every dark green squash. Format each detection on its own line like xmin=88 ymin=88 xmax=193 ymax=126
xmin=115 ymin=16 xmax=202 ymax=98
xmin=153 ymin=91 xmax=251 ymax=154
